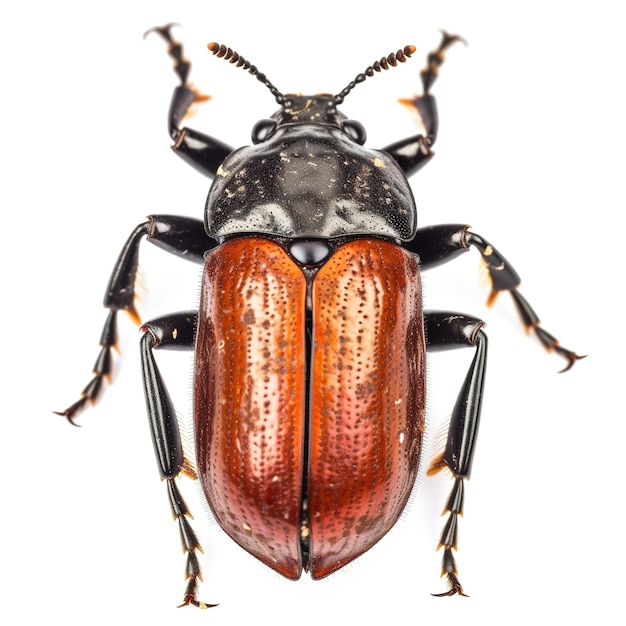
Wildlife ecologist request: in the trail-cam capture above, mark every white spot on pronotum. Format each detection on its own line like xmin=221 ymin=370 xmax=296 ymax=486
xmin=243 ymin=523 xmax=252 ymax=532
xmin=216 ymin=164 xmax=228 ymax=177
xmin=172 ymin=328 xmax=178 ymax=340
xmin=217 ymin=339 xmax=225 ymax=349
xmin=484 ymin=245 xmax=494 ymax=256
xmin=373 ymin=157 xmax=385 ymax=168
xmin=394 ymin=398 xmax=402 ymax=405
xmin=272 ymin=475 xmax=279 ymax=482
xmin=399 ymin=431 xmax=405 ymax=444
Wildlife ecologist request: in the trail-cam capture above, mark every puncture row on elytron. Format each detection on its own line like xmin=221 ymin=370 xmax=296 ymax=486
xmin=57 ymin=24 xmax=583 ymax=608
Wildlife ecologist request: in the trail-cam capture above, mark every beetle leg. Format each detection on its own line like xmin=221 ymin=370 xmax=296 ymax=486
xmin=425 ymin=311 xmax=488 ymax=597
xmin=55 ymin=216 xmax=211 ymax=424
xmin=384 ymin=31 xmax=465 ymax=177
xmin=145 ymin=24 xmax=234 ymax=178
xmin=140 ymin=312 xmax=217 ymax=609
xmin=407 ymin=224 xmax=585 ymax=371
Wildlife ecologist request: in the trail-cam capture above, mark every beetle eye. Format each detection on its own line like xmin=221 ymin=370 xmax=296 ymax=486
xmin=251 ymin=119 xmax=277 ymax=144
xmin=342 ymin=120 xmax=367 ymax=145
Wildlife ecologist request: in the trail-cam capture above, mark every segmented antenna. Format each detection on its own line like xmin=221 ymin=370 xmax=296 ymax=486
xmin=207 ymin=42 xmax=286 ymax=104
xmin=333 ymin=45 xmax=416 ymax=104
xmin=206 ymin=41 xmax=416 ymax=106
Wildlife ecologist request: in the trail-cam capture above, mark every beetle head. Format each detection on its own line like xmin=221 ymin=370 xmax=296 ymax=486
xmin=271 ymin=95 xmax=345 ymax=127
xmin=250 ymin=95 xmax=367 ymax=146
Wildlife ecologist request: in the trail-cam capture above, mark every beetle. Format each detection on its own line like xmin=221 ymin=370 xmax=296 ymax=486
xmin=56 ymin=24 xmax=583 ymax=608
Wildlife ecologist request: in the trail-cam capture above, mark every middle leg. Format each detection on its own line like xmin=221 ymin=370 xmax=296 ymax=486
xmin=409 ymin=224 xmax=584 ymax=371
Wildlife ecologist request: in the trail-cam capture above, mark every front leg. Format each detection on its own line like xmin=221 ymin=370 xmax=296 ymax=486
xmin=55 ymin=215 xmax=212 ymax=423
xmin=145 ymin=24 xmax=234 ymax=178
xmin=383 ymin=31 xmax=465 ymax=177
xmin=407 ymin=223 xmax=585 ymax=371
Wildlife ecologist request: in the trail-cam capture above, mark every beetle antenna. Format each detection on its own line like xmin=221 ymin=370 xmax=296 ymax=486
xmin=207 ymin=42 xmax=286 ymax=104
xmin=334 ymin=45 xmax=416 ymax=104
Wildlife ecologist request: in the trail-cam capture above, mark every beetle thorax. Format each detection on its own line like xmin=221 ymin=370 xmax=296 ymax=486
xmin=206 ymin=122 xmax=417 ymax=241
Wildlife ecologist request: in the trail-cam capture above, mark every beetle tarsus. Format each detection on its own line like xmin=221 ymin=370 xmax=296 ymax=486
xmin=168 ymin=478 xmax=216 ymax=609
xmin=54 ymin=311 xmax=118 ymax=424
xmin=432 ymin=547 xmax=469 ymax=598
xmin=505 ymin=286 xmax=586 ymax=371
xmin=177 ymin=581 xmax=218 ymax=610
xmin=145 ymin=23 xmax=191 ymax=86
xmin=429 ymin=475 xmax=471 ymax=599
xmin=420 ymin=31 xmax=467 ymax=94
xmin=146 ymin=23 xmax=210 ymax=133
xmin=148 ymin=23 xmax=208 ymax=95
xmin=177 ymin=567 xmax=218 ymax=609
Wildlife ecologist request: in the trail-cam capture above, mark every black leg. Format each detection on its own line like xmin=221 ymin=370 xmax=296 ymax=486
xmin=145 ymin=24 xmax=234 ymax=178
xmin=425 ymin=311 xmax=488 ymax=597
xmin=383 ymin=31 xmax=466 ymax=177
xmin=139 ymin=312 xmax=216 ymax=609
xmin=409 ymin=224 xmax=585 ymax=371
xmin=55 ymin=215 xmax=212 ymax=423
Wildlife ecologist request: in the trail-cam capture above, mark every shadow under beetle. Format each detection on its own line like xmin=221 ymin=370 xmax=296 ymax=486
xmin=57 ymin=25 xmax=584 ymax=608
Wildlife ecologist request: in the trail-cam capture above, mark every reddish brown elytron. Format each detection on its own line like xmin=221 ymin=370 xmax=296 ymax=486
xmin=194 ymin=237 xmax=307 ymax=577
xmin=194 ymin=236 xmax=424 ymax=578
xmin=309 ymin=239 xmax=424 ymax=577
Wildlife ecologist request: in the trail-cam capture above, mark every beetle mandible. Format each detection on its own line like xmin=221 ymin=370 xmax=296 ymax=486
xmin=56 ymin=24 xmax=584 ymax=608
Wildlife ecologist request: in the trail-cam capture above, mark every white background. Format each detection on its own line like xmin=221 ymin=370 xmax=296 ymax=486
xmin=2 ymin=1 xmax=622 ymax=624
